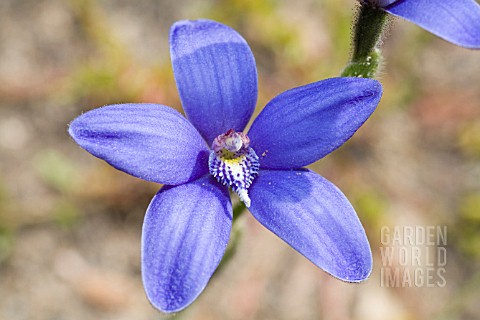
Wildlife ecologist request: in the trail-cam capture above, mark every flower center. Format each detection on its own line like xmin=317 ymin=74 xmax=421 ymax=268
xmin=208 ymin=129 xmax=259 ymax=207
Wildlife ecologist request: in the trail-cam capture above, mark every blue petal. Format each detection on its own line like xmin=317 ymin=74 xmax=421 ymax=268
xmin=69 ymin=103 xmax=209 ymax=185
xmin=248 ymin=77 xmax=382 ymax=169
xmin=142 ymin=176 xmax=232 ymax=313
xmin=170 ymin=19 xmax=258 ymax=144
xmin=249 ymin=169 xmax=372 ymax=281
xmin=385 ymin=0 xmax=480 ymax=49
xmin=377 ymin=0 xmax=397 ymax=6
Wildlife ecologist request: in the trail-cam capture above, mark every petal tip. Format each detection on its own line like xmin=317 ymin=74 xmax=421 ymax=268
xmin=67 ymin=114 xmax=87 ymax=144
xmin=67 ymin=119 xmax=77 ymax=140
xmin=142 ymin=280 xmax=197 ymax=313
xmin=385 ymin=0 xmax=480 ymax=49
xmin=340 ymin=254 xmax=373 ymax=283
xmin=170 ymin=19 xmax=246 ymax=60
xmin=346 ymin=76 xmax=383 ymax=96
xmin=350 ymin=77 xmax=383 ymax=109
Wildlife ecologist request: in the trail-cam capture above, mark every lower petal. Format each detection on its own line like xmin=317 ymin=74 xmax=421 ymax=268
xmin=249 ymin=169 xmax=372 ymax=282
xmin=141 ymin=176 xmax=232 ymax=312
xmin=386 ymin=0 xmax=480 ymax=49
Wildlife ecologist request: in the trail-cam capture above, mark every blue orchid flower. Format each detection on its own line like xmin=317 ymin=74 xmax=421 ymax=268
xmin=69 ymin=19 xmax=382 ymax=313
xmin=363 ymin=0 xmax=480 ymax=49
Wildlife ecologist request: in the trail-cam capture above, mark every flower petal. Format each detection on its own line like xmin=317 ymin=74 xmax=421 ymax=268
xmin=69 ymin=103 xmax=209 ymax=185
xmin=170 ymin=19 xmax=258 ymax=144
xmin=142 ymin=176 xmax=232 ymax=312
xmin=249 ymin=169 xmax=372 ymax=281
xmin=385 ymin=0 xmax=480 ymax=49
xmin=248 ymin=77 xmax=382 ymax=169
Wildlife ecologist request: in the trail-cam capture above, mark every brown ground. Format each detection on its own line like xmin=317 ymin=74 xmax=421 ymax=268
xmin=1 ymin=0 xmax=480 ymax=319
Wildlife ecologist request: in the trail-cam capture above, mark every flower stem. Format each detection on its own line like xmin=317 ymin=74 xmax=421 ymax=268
xmin=342 ymin=3 xmax=388 ymax=78
xmin=215 ymin=201 xmax=247 ymax=274
xmin=232 ymin=201 xmax=247 ymax=223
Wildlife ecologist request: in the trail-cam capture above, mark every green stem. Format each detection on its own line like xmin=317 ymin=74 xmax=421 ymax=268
xmin=214 ymin=201 xmax=247 ymax=274
xmin=342 ymin=3 xmax=388 ymax=78
xmin=352 ymin=4 xmax=387 ymax=61
xmin=232 ymin=201 xmax=246 ymax=223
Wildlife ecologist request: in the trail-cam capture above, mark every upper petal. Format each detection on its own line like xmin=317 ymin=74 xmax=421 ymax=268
xmin=142 ymin=176 xmax=232 ymax=313
xmin=69 ymin=103 xmax=209 ymax=185
xmin=248 ymin=77 xmax=382 ymax=169
xmin=170 ymin=19 xmax=258 ymax=144
xmin=249 ymin=169 xmax=372 ymax=282
xmin=385 ymin=0 xmax=480 ymax=49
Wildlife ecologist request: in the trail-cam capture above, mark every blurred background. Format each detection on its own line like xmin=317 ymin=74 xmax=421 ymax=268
xmin=1 ymin=0 xmax=480 ymax=319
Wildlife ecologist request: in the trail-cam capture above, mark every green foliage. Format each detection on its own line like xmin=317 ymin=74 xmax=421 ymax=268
xmin=0 ymin=226 xmax=14 ymax=263
xmin=458 ymin=121 xmax=480 ymax=158
xmin=66 ymin=0 xmax=141 ymax=104
xmin=455 ymin=193 xmax=480 ymax=259
xmin=53 ymin=199 xmax=81 ymax=228
xmin=460 ymin=193 xmax=480 ymax=222
xmin=352 ymin=188 xmax=388 ymax=236
xmin=34 ymin=149 xmax=78 ymax=193
xmin=205 ymin=0 xmax=306 ymax=77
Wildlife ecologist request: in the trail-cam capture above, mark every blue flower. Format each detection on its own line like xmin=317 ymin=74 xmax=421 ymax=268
xmin=362 ymin=0 xmax=480 ymax=49
xmin=69 ymin=19 xmax=382 ymax=313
